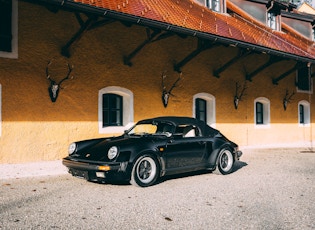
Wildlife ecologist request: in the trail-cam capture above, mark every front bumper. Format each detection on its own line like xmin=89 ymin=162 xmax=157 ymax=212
xmin=62 ymin=157 xmax=129 ymax=182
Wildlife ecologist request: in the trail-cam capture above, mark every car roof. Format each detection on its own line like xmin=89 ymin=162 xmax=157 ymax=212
xmin=137 ymin=116 xmax=219 ymax=136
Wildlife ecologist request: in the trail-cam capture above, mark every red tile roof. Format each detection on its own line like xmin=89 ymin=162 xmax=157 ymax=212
xmin=72 ymin=0 xmax=315 ymax=62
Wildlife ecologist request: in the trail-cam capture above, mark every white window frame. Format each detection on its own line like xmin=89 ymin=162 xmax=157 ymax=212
xmin=193 ymin=93 xmax=216 ymax=128
xmin=298 ymin=100 xmax=310 ymax=127
xmin=98 ymin=86 xmax=134 ymax=134
xmin=267 ymin=11 xmax=281 ymax=31
xmin=0 ymin=0 xmax=18 ymax=59
xmin=254 ymin=97 xmax=270 ymax=128
xmin=195 ymin=0 xmax=225 ymax=13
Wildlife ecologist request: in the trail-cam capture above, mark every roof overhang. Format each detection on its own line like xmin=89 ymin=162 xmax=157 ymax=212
xmin=23 ymin=0 xmax=315 ymax=64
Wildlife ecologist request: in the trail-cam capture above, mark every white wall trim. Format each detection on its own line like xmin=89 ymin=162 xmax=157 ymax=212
xmin=298 ymin=100 xmax=311 ymax=127
xmin=193 ymin=92 xmax=216 ymax=128
xmin=254 ymin=97 xmax=270 ymax=128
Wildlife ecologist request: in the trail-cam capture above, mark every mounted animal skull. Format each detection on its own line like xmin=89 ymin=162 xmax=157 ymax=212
xmin=234 ymin=81 xmax=248 ymax=109
xmin=161 ymin=71 xmax=182 ymax=108
xmin=283 ymin=89 xmax=295 ymax=111
xmin=46 ymin=60 xmax=74 ymax=102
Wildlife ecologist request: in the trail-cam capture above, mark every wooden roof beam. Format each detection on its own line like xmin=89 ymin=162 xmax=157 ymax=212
xmin=213 ymin=49 xmax=251 ymax=78
xmin=123 ymin=28 xmax=162 ymax=66
xmin=246 ymin=56 xmax=283 ymax=81
xmin=272 ymin=65 xmax=297 ymax=85
xmin=174 ymin=39 xmax=217 ymax=73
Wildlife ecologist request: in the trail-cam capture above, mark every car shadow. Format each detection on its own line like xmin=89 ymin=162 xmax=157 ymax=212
xmin=96 ymin=160 xmax=248 ymax=186
xmin=158 ymin=160 xmax=248 ymax=185
xmin=232 ymin=160 xmax=248 ymax=172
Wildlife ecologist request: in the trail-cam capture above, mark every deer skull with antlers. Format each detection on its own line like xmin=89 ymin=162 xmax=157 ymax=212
xmin=46 ymin=60 xmax=74 ymax=102
xmin=234 ymin=81 xmax=248 ymax=110
xmin=161 ymin=71 xmax=182 ymax=108
xmin=283 ymin=89 xmax=295 ymax=111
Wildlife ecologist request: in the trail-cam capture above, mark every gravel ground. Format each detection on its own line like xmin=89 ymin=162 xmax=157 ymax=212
xmin=0 ymin=148 xmax=314 ymax=230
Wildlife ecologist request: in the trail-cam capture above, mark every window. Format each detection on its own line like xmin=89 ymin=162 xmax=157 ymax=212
xmin=254 ymin=97 xmax=270 ymax=127
xmin=193 ymin=93 xmax=216 ymax=127
xmin=102 ymin=94 xmax=123 ymax=127
xmin=267 ymin=10 xmax=281 ymax=31
xmin=195 ymin=98 xmax=207 ymax=123
xmin=256 ymin=102 xmax=264 ymax=124
xmin=299 ymin=104 xmax=304 ymax=124
xmin=0 ymin=0 xmax=18 ymax=58
xmin=195 ymin=0 xmax=225 ymax=13
xmin=298 ymin=100 xmax=310 ymax=126
xmin=267 ymin=12 xmax=277 ymax=30
xmin=296 ymin=64 xmax=313 ymax=93
xmin=98 ymin=86 xmax=134 ymax=134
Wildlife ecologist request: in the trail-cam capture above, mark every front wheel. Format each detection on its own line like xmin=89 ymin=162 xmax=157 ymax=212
xmin=130 ymin=155 xmax=159 ymax=187
xmin=215 ymin=148 xmax=234 ymax=175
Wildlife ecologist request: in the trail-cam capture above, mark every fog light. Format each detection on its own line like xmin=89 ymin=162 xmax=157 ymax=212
xmin=98 ymin=165 xmax=111 ymax=171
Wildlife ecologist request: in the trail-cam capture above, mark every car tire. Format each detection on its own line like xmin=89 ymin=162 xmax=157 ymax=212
xmin=214 ymin=148 xmax=234 ymax=175
xmin=130 ymin=155 xmax=159 ymax=187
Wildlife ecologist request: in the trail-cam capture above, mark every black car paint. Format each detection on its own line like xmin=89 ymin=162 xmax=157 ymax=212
xmin=63 ymin=116 xmax=240 ymax=183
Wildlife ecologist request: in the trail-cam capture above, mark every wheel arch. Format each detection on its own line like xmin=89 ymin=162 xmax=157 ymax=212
xmin=209 ymin=143 xmax=234 ymax=167
xmin=126 ymin=150 xmax=163 ymax=179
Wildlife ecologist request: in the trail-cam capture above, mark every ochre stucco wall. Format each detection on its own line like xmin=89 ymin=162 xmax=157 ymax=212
xmin=0 ymin=2 xmax=314 ymax=163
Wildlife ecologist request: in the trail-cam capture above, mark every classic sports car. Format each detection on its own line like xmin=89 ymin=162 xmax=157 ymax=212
xmin=62 ymin=116 xmax=242 ymax=187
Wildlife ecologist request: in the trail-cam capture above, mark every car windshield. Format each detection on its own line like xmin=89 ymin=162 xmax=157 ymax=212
xmin=127 ymin=121 xmax=174 ymax=137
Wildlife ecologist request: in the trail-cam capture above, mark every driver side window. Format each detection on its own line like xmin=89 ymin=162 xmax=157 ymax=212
xmin=176 ymin=125 xmax=199 ymax=138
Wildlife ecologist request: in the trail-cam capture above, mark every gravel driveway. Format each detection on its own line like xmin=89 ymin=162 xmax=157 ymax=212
xmin=0 ymin=148 xmax=314 ymax=230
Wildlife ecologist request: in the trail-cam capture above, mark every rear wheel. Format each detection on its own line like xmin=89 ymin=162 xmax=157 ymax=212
xmin=130 ymin=155 xmax=159 ymax=187
xmin=215 ymin=148 xmax=234 ymax=175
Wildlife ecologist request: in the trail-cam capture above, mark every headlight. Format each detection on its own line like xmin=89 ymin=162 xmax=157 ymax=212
xmin=108 ymin=146 xmax=118 ymax=160
xmin=68 ymin=143 xmax=77 ymax=155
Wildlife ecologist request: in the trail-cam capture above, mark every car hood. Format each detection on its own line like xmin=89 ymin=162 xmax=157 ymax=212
xmin=73 ymin=134 xmax=167 ymax=161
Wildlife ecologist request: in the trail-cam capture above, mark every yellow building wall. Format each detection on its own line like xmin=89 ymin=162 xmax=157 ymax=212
xmin=0 ymin=2 xmax=314 ymax=163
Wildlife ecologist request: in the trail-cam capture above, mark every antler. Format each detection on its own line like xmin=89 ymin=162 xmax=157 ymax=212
xmin=45 ymin=59 xmax=74 ymax=102
xmin=234 ymin=81 xmax=248 ymax=110
xmin=161 ymin=71 xmax=183 ymax=108
xmin=283 ymin=89 xmax=295 ymax=111
xmin=46 ymin=60 xmax=53 ymax=82
xmin=236 ymin=81 xmax=248 ymax=100
xmin=168 ymin=72 xmax=182 ymax=96
xmin=58 ymin=63 xmax=74 ymax=86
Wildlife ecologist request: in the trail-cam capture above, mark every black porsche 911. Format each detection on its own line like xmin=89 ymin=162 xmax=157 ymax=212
xmin=62 ymin=116 xmax=242 ymax=187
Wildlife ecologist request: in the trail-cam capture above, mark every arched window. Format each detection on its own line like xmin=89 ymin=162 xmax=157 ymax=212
xmin=98 ymin=86 xmax=134 ymax=134
xmin=254 ymin=97 xmax=270 ymax=127
xmin=193 ymin=93 xmax=216 ymax=127
xmin=298 ymin=100 xmax=310 ymax=126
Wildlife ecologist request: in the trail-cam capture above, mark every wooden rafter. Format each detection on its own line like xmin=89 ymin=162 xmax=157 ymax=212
xmin=246 ymin=56 xmax=283 ymax=81
xmin=61 ymin=15 xmax=95 ymax=57
xmin=123 ymin=28 xmax=162 ymax=66
xmin=272 ymin=62 xmax=306 ymax=85
xmin=213 ymin=49 xmax=251 ymax=78
xmin=61 ymin=13 xmax=114 ymax=57
xmin=174 ymin=39 xmax=217 ymax=73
